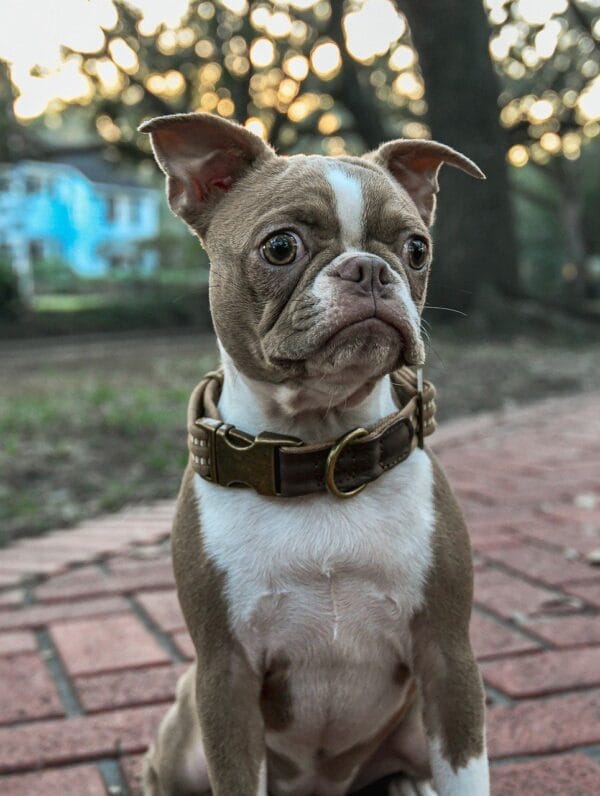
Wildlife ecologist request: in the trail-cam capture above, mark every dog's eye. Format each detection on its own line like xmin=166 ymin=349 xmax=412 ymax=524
xmin=404 ymin=236 xmax=429 ymax=270
xmin=261 ymin=232 xmax=302 ymax=266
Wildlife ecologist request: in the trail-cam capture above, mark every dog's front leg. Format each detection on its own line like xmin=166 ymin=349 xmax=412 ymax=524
xmin=413 ymin=638 xmax=489 ymax=796
xmin=409 ymin=455 xmax=489 ymax=796
xmin=195 ymin=650 xmax=267 ymax=796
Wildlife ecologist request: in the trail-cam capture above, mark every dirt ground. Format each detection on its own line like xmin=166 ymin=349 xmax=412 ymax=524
xmin=1 ymin=330 xmax=599 ymax=546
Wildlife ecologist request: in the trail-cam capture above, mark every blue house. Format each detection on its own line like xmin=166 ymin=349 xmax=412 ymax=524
xmin=0 ymin=156 xmax=161 ymax=293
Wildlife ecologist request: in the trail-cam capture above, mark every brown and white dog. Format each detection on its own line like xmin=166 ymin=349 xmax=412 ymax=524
xmin=139 ymin=112 xmax=489 ymax=796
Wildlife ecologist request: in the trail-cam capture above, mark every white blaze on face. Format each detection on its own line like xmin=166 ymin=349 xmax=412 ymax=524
xmin=325 ymin=165 xmax=365 ymax=250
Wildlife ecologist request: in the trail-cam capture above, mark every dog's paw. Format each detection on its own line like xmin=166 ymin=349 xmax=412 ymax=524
xmin=387 ymin=778 xmax=437 ymax=796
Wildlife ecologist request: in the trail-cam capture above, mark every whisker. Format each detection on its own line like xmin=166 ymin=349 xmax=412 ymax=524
xmin=424 ymin=305 xmax=467 ymax=317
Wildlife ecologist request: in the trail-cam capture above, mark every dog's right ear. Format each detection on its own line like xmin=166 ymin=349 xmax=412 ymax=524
xmin=138 ymin=112 xmax=274 ymax=233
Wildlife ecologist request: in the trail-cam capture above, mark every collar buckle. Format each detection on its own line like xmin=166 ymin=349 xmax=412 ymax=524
xmin=325 ymin=427 xmax=370 ymax=499
xmin=194 ymin=419 xmax=303 ymax=496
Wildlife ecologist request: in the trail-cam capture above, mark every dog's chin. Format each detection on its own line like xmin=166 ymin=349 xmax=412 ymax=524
xmin=305 ymin=318 xmax=413 ymax=380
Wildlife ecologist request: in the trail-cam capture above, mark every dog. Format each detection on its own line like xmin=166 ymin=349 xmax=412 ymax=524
xmin=139 ymin=112 xmax=489 ymax=796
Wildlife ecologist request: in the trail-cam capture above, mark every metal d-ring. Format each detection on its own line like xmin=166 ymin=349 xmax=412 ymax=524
xmin=325 ymin=426 xmax=369 ymax=498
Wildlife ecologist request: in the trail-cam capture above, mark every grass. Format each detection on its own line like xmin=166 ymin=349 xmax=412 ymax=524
xmin=0 ymin=334 xmax=217 ymax=546
xmin=1 ymin=330 xmax=599 ymax=548
xmin=33 ymin=294 xmax=113 ymax=312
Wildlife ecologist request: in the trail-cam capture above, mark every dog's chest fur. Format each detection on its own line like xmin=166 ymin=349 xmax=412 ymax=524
xmin=193 ymin=372 xmax=436 ymax=788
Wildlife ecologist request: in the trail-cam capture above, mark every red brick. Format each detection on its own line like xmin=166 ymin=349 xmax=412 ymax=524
xmin=0 ymin=595 xmax=129 ymax=631
xmin=0 ymin=630 xmax=37 ymax=656
xmin=0 ymin=549 xmax=74 ymax=576
xmin=0 ymin=703 xmax=165 ymax=773
xmin=470 ymin=612 xmax=540 ymax=661
xmin=491 ymin=753 xmax=600 ymax=796
xmin=0 ymin=653 xmax=63 ymax=724
xmin=565 ymin=582 xmax=600 ymax=609
xmin=50 ymin=613 xmax=170 ymax=677
xmin=483 ymin=543 xmax=598 ymax=586
xmin=121 ymin=753 xmax=145 ymax=796
xmin=35 ymin=565 xmax=105 ymax=600
xmin=75 ymin=663 xmax=186 ymax=713
xmin=0 ymin=589 xmax=24 ymax=610
xmin=36 ymin=561 xmax=175 ymax=603
xmin=468 ymin=527 xmax=521 ymax=552
xmin=108 ymin=549 xmax=170 ymax=572
xmin=519 ymin=516 xmax=600 ymax=557
xmin=135 ymin=590 xmax=185 ymax=633
xmin=482 ymin=647 xmax=600 ymax=698
xmin=1 ymin=764 xmax=106 ymax=796
xmin=523 ymin=613 xmax=600 ymax=648
xmin=172 ymin=630 xmax=195 ymax=660
xmin=50 ymin=517 xmax=170 ymax=548
xmin=474 ymin=566 xmax=563 ymax=619
xmin=487 ymin=690 xmax=600 ymax=759
xmin=542 ymin=504 xmax=600 ymax=527
xmin=0 ymin=573 xmax=22 ymax=588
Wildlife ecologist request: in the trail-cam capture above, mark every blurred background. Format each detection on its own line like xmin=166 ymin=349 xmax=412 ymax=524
xmin=0 ymin=0 xmax=599 ymax=547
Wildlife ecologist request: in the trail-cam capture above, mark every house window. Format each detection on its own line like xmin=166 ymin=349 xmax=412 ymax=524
xmin=25 ymin=175 xmax=42 ymax=194
xmin=29 ymin=240 xmax=44 ymax=261
xmin=109 ymin=254 xmax=127 ymax=270
xmin=106 ymin=196 xmax=117 ymax=222
xmin=129 ymin=197 xmax=141 ymax=224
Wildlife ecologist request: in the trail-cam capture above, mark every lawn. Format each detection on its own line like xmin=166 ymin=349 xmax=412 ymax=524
xmin=1 ymin=330 xmax=599 ymax=547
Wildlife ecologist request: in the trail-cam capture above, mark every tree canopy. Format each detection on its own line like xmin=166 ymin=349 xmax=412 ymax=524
xmin=2 ymin=0 xmax=599 ymax=304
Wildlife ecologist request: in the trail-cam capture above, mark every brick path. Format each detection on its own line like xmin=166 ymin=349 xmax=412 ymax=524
xmin=0 ymin=393 xmax=599 ymax=795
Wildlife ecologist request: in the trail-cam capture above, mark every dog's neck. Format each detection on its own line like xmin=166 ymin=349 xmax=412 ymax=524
xmin=218 ymin=346 xmax=398 ymax=444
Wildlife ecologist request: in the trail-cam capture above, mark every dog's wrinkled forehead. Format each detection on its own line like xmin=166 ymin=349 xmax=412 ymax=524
xmin=203 ymin=153 xmax=421 ymax=260
xmin=300 ymin=155 xmax=419 ymax=248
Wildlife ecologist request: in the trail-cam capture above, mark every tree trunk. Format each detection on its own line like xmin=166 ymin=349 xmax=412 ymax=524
xmin=330 ymin=0 xmax=388 ymax=149
xmin=557 ymin=158 xmax=590 ymax=300
xmin=400 ymin=0 xmax=519 ymax=312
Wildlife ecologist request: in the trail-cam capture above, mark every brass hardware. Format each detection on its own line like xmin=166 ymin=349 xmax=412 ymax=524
xmin=194 ymin=419 xmax=302 ymax=495
xmin=325 ymin=427 xmax=369 ymax=499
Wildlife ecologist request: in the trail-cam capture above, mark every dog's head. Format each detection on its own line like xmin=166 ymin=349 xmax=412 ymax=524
xmin=140 ymin=113 xmax=483 ymax=411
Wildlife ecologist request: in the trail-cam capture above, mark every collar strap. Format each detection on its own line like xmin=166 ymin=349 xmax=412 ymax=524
xmin=187 ymin=368 xmax=436 ymax=499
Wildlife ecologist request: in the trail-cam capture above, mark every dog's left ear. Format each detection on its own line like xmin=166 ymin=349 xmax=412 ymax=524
xmin=367 ymin=139 xmax=485 ymax=226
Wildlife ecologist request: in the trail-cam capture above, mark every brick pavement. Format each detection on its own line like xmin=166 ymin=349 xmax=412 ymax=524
xmin=0 ymin=393 xmax=599 ymax=794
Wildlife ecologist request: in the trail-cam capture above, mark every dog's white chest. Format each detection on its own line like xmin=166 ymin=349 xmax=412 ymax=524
xmin=195 ymin=449 xmax=433 ymax=640
xmin=194 ymin=444 xmax=435 ymax=794
xmin=195 ymin=447 xmax=433 ymax=682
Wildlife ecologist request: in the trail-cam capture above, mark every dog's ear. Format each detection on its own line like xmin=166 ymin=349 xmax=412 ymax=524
xmin=366 ymin=139 xmax=485 ymax=226
xmin=139 ymin=112 xmax=274 ymax=233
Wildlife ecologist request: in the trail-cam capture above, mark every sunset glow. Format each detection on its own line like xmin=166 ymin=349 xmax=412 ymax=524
xmin=0 ymin=0 xmax=410 ymax=119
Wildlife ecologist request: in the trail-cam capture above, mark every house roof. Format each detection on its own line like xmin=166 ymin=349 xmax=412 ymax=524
xmin=45 ymin=151 xmax=149 ymax=190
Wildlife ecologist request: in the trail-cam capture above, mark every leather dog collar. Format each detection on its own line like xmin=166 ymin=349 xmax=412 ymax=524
xmin=187 ymin=368 xmax=436 ymax=499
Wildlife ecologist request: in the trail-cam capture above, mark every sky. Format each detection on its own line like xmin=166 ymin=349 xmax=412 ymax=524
xmin=0 ymin=0 xmax=191 ymax=118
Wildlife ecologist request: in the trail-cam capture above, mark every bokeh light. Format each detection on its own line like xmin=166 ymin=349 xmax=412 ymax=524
xmin=344 ymin=0 xmax=406 ymax=63
xmin=508 ymin=144 xmax=529 ymax=167
xmin=310 ymin=41 xmax=341 ymax=80
xmin=250 ymin=37 xmax=276 ymax=69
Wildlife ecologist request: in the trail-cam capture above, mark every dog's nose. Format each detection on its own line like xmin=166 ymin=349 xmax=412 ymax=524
xmin=332 ymin=255 xmax=394 ymax=290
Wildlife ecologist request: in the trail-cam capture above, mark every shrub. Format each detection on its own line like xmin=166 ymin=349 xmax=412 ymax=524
xmin=32 ymin=257 xmax=80 ymax=294
xmin=0 ymin=257 xmax=24 ymax=320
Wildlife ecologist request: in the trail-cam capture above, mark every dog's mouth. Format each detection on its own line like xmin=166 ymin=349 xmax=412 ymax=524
xmin=313 ymin=310 xmax=423 ymax=366
xmin=262 ymin=302 xmax=424 ymax=381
